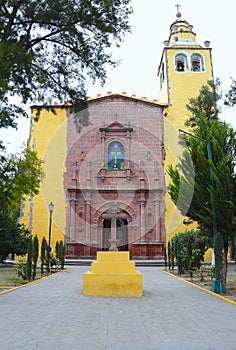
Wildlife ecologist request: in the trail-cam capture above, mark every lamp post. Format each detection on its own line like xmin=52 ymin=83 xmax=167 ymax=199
xmin=179 ymin=129 xmax=223 ymax=293
xmin=47 ymin=201 xmax=54 ymax=274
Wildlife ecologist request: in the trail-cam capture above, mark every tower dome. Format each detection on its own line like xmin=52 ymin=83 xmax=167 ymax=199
xmin=165 ymin=5 xmax=200 ymax=47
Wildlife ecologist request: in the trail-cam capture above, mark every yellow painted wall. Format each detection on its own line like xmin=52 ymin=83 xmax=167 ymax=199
xmin=20 ymin=107 xmax=67 ymax=252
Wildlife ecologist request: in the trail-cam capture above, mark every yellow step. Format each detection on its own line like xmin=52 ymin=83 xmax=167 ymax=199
xmin=96 ymin=251 xmax=130 ymax=263
xmin=83 ymin=271 xmax=143 ymax=297
xmin=91 ymin=261 xmax=135 ymax=274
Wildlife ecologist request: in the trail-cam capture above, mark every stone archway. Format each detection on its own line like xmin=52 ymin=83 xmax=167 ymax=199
xmin=97 ymin=203 xmax=132 ymax=252
xmin=94 ymin=201 xmax=136 ymax=226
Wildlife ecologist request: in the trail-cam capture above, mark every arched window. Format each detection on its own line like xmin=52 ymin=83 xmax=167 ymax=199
xmin=175 ymin=53 xmax=188 ymax=72
xmin=190 ymin=53 xmax=204 ymax=72
xmin=108 ymin=142 xmax=124 ymax=170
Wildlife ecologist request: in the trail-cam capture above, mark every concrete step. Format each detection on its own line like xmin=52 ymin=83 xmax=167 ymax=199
xmin=65 ymin=259 xmax=165 ymax=267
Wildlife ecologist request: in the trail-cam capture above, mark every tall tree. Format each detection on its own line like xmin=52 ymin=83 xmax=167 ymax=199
xmin=32 ymin=235 xmax=39 ymax=280
xmin=185 ymin=79 xmax=221 ymax=128
xmin=40 ymin=237 xmax=47 ymax=276
xmin=168 ymin=81 xmax=236 ymax=285
xmin=0 ymin=0 xmax=133 ymax=145
xmin=0 ymin=147 xmax=43 ymax=219
xmin=0 ymin=214 xmax=29 ymax=262
xmin=0 ymin=147 xmax=43 ymax=261
xmin=26 ymin=235 xmax=32 ymax=281
xmin=225 ymin=78 xmax=236 ymax=107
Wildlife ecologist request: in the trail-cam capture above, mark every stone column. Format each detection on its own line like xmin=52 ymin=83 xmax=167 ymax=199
xmin=140 ymin=201 xmax=146 ymax=241
xmin=85 ymin=200 xmax=91 ymax=245
xmin=154 ymin=199 xmax=161 ymax=241
xmin=127 ymin=130 xmax=131 ymax=169
xmin=101 ymin=130 xmax=106 ymax=166
xmin=69 ymin=199 xmax=77 ymax=241
xmin=77 ymin=206 xmax=83 ymax=242
xmin=109 ymin=214 xmax=118 ymax=251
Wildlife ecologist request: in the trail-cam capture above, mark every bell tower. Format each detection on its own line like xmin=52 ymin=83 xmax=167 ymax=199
xmin=159 ymin=5 xmax=214 ymax=240
xmin=158 ymin=4 xmax=213 ymax=130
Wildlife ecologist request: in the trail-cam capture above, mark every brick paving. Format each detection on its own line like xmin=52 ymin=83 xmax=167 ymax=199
xmin=0 ymin=266 xmax=235 ymax=350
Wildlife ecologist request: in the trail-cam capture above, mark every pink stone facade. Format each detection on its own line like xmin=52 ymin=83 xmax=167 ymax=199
xmin=64 ymin=95 xmax=166 ymax=259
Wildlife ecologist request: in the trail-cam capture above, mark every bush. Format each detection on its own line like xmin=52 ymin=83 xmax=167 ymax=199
xmin=170 ymin=230 xmax=208 ymax=276
xmin=55 ymin=240 xmax=65 ymax=270
xmin=16 ymin=260 xmax=27 ymax=280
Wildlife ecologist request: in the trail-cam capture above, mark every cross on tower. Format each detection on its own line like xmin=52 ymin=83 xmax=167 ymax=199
xmin=175 ymin=3 xmax=181 ymax=13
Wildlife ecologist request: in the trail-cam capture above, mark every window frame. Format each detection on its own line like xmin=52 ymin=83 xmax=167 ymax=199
xmin=175 ymin=53 xmax=188 ymax=72
xmin=190 ymin=53 xmax=205 ymax=72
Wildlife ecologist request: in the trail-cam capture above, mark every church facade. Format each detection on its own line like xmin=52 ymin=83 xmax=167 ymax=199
xmin=64 ymin=95 xmax=166 ymax=258
xmin=20 ymin=9 xmax=214 ymax=259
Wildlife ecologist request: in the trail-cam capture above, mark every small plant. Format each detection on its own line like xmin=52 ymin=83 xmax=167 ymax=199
xmin=16 ymin=260 xmax=27 ymax=280
xmin=50 ymin=254 xmax=58 ymax=270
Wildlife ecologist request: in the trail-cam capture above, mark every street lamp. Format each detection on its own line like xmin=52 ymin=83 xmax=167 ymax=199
xmin=179 ymin=129 xmax=224 ymax=293
xmin=47 ymin=201 xmax=54 ymax=273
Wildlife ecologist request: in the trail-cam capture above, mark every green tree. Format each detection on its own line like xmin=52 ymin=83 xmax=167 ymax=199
xmin=167 ymin=242 xmax=171 ymax=271
xmin=60 ymin=240 xmax=66 ymax=270
xmin=0 ymin=0 xmax=133 ymax=145
xmin=55 ymin=241 xmax=59 ymax=260
xmin=0 ymin=147 xmax=43 ymax=220
xmin=0 ymin=214 xmax=30 ymax=262
xmin=27 ymin=236 xmax=32 ymax=281
xmin=168 ymin=81 xmax=236 ymax=284
xmin=185 ymin=79 xmax=221 ymax=128
xmin=0 ymin=147 xmax=43 ymax=262
xmin=55 ymin=240 xmax=66 ymax=270
xmin=32 ymin=235 xmax=39 ymax=280
xmin=214 ymin=232 xmax=224 ymax=287
xmin=234 ymin=231 xmax=236 ymax=266
xmin=170 ymin=230 xmax=207 ymax=277
xmin=164 ymin=246 xmax=167 ymax=269
xmin=40 ymin=237 xmax=47 ymax=276
xmin=225 ymin=78 xmax=236 ymax=107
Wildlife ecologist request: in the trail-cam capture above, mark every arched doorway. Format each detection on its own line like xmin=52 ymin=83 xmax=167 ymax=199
xmin=102 ymin=218 xmax=128 ymax=251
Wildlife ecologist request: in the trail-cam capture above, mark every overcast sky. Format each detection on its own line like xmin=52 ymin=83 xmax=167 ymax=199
xmin=1 ymin=0 xmax=236 ymax=153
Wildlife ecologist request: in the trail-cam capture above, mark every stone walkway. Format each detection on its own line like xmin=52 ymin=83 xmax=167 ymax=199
xmin=0 ymin=266 xmax=235 ymax=350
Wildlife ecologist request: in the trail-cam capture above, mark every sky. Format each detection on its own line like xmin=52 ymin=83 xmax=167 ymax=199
xmin=1 ymin=0 xmax=236 ymax=153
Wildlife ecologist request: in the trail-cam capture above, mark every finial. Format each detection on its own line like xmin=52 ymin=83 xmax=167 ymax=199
xmin=175 ymin=3 xmax=182 ymax=18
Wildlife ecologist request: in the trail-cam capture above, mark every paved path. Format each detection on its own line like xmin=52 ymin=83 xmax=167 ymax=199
xmin=0 ymin=266 xmax=235 ymax=350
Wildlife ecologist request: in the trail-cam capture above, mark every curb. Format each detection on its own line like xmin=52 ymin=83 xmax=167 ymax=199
xmin=160 ymin=268 xmax=236 ymax=306
xmin=0 ymin=268 xmax=69 ymax=296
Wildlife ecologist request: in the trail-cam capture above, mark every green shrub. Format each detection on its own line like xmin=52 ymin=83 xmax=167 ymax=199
xmin=170 ymin=230 xmax=208 ymax=277
xmin=16 ymin=260 xmax=27 ymax=280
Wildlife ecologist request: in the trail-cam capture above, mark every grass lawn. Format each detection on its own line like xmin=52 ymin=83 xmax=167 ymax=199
xmin=0 ymin=263 xmax=42 ymax=291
